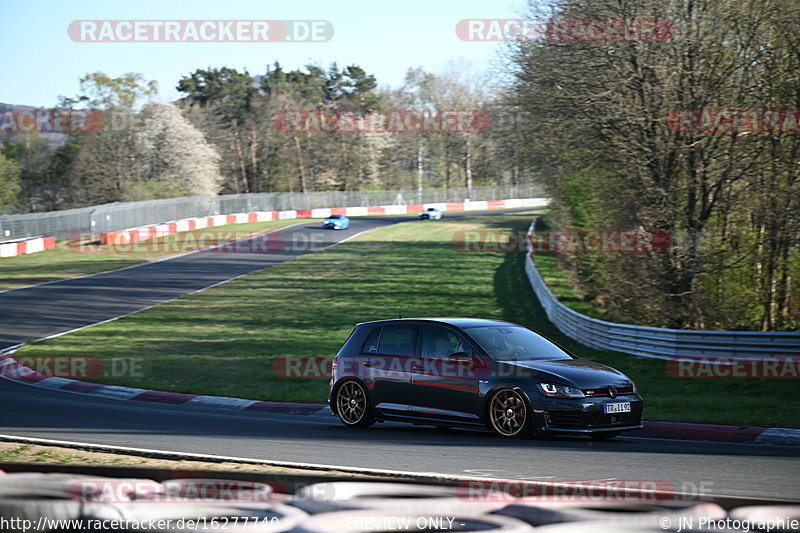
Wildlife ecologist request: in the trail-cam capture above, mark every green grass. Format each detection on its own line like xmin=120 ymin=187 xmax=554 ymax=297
xmin=12 ymin=212 xmax=799 ymax=427
xmin=530 ymin=253 xmax=606 ymax=319
xmin=0 ymin=219 xmax=313 ymax=290
xmin=0 ymin=444 xmax=95 ymax=465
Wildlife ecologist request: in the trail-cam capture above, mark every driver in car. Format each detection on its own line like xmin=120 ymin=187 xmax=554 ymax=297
xmin=429 ymin=331 xmax=453 ymax=357
xmin=427 ymin=330 xmax=477 ymax=378
xmin=429 ymin=330 xmax=470 ymax=358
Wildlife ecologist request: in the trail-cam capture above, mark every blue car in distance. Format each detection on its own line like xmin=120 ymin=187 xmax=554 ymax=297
xmin=322 ymin=214 xmax=350 ymax=230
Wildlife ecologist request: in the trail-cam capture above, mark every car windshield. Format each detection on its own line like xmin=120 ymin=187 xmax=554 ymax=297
xmin=463 ymin=326 xmax=573 ymax=361
xmin=328 ymin=215 xmax=343 ymax=219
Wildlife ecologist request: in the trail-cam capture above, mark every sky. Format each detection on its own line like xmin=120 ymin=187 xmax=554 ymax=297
xmin=1 ymin=0 xmax=526 ymax=108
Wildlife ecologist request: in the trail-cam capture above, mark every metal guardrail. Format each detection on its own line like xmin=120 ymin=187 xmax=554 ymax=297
xmin=523 ymin=220 xmax=800 ymax=359
xmin=0 ymin=184 xmax=544 ymax=241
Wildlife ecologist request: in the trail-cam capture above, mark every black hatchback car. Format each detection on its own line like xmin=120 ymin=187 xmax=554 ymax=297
xmin=329 ymin=318 xmax=643 ymax=440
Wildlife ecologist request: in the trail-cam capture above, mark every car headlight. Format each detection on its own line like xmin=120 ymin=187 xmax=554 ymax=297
xmin=537 ymin=382 xmax=586 ymax=398
xmin=631 ymin=381 xmax=638 ymax=394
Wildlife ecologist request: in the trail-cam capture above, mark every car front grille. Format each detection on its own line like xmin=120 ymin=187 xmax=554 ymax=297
xmin=544 ymin=411 xmax=583 ymax=429
xmin=545 ymin=404 xmax=643 ymax=430
xmin=583 ymin=385 xmax=635 ymax=397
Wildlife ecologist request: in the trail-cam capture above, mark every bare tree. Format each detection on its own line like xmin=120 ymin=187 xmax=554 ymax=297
xmin=510 ymin=0 xmax=799 ymax=329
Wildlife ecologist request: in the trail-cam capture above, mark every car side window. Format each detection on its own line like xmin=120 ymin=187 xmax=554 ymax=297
xmin=361 ymin=328 xmax=381 ymax=354
xmin=377 ymin=326 xmax=417 ymax=356
xmin=421 ymin=326 xmax=473 ymax=358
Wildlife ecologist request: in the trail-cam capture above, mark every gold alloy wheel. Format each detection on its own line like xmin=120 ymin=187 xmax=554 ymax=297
xmin=336 ymin=381 xmax=369 ymax=426
xmin=489 ymin=389 xmax=528 ymax=437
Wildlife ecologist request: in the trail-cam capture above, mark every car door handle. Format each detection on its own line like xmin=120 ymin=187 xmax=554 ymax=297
xmin=362 ymin=361 xmax=374 ymax=367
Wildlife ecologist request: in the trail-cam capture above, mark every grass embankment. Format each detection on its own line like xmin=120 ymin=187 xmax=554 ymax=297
xmin=0 ymin=442 xmax=366 ymax=477
xmin=0 ymin=219 xmax=312 ymax=291
xmin=528 ymin=252 xmax=607 ymax=319
xmin=12 ymin=212 xmax=798 ymax=427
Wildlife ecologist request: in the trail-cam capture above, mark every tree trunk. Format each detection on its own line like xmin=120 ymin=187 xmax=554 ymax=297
xmin=293 ymin=135 xmax=307 ymax=193
xmin=416 ymin=138 xmax=424 ymax=203
xmin=464 ymin=135 xmax=472 ymax=197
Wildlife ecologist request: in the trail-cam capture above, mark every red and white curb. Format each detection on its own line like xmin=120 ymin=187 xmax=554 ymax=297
xmin=635 ymin=421 xmax=800 ymax=446
xmin=2 ymin=352 xmax=799 ymax=446
xmin=99 ymin=198 xmax=549 ymax=246
xmin=0 ymin=236 xmax=55 ymax=259
xmin=0 ymin=353 xmax=328 ymax=416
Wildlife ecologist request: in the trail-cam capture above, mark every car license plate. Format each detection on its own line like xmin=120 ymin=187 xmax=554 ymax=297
xmin=604 ymin=402 xmax=631 ymax=414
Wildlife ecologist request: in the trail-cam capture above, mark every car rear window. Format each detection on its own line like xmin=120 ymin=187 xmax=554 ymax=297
xmin=377 ymin=326 xmax=417 ymax=356
xmin=361 ymin=328 xmax=381 ymax=354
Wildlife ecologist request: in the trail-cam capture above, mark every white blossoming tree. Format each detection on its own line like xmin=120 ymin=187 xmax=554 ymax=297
xmin=132 ymin=103 xmax=222 ymax=198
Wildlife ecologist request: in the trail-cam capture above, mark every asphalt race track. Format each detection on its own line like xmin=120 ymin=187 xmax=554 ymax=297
xmin=1 ymin=207 xmax=798 ymax=503
xmin=0 ymin=208 xmax=533 ymax=351
xmin=0 ymin=378 xmax=798 ymax=501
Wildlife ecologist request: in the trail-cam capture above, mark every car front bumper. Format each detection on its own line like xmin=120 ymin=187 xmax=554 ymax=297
xmin=528 ymin=393 xmax=644 ymax=433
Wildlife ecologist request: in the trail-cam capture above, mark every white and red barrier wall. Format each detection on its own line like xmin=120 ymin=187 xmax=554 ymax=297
xmin=0 ymin=236 xmax=56 ymax=259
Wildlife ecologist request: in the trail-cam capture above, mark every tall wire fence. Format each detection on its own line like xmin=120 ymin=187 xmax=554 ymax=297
xmin=0 ymin=184 xmax=544 ymax=241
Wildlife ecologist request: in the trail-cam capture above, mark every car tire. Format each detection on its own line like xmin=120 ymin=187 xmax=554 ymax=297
xmin=487 ymin=389 xmax=532 ymax=439
xmin=334 ymin=380 xmax=375 ymax=428
xmin=589 ymin=431 xmax=621 ymax=441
